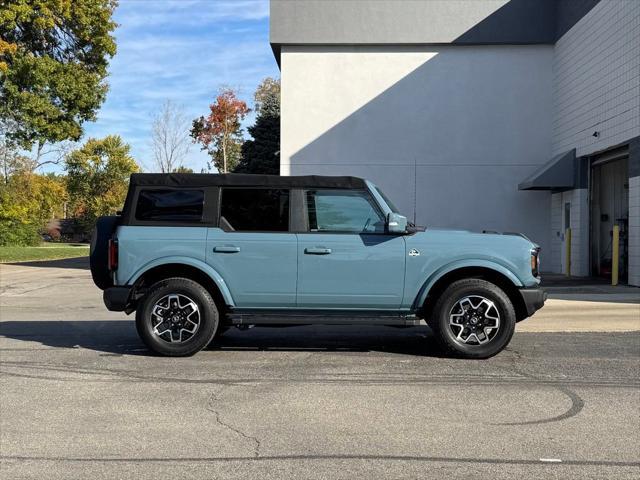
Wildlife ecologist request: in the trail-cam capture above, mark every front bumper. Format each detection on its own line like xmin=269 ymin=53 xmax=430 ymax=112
xmin=518 ymin=287 xmax=547 ymax=318
xmin=103 ymin=286 xmax=132 ymax=312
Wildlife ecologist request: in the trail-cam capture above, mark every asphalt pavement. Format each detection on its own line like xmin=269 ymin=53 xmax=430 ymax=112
xmin=1 ymin=258 xmax=639 ymax=479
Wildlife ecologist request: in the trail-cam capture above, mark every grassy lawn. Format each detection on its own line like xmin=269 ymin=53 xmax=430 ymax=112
xmin=0 ymin=244 xmax=90 ymax=263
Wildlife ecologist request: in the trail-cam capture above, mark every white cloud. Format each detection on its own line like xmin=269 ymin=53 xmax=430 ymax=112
xmin=75 ymin=0 xmax=278 ymax=173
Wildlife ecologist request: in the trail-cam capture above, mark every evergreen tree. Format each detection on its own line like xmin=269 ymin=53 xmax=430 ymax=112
xmin=234 ymin=78 xmax=280 ymax=174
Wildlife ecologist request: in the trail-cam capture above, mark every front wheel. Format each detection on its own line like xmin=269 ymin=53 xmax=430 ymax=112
xmin=429 ymin=278 xmax=516 ymax=359
xmin=136 ymin=277 xmax=219 ymax=356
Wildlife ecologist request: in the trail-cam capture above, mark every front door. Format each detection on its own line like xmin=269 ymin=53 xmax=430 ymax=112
xmin=297 ymin=189 xmax=406 ymax=309
xmin=206 ymin=187 xmax=297 ymax=308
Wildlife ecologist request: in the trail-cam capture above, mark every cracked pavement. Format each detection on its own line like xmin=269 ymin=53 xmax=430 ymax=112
xmin=1 ymin=259 xmax=639 ymax=479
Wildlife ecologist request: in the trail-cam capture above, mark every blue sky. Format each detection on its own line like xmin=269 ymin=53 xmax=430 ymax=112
xmin=81 ymin=0 xmax=277 ymax=172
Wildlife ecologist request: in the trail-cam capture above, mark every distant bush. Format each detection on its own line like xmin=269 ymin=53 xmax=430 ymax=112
xmin=0 ymin=172 xmax=67 ymax=246
xmin=0 ymin=219 xmax=41 ymax=246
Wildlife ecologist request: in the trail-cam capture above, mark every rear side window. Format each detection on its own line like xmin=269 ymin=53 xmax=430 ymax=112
xmin=220 ymin=188 xmax=289 ymax=231
xmin=135 ymin=189 xmax=204 ymax=222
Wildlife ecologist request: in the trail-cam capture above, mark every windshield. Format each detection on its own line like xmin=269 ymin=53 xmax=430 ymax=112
xmin=374 ymin=186 xmax=400 ymax=214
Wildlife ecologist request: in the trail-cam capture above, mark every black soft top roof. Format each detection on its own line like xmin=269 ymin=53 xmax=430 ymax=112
xmin=129 ymin=173 xmax=367 ymax=189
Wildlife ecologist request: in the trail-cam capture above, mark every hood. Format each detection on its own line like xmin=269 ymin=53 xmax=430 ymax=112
xmin=417 ymin=228 xmax=538 ymax=249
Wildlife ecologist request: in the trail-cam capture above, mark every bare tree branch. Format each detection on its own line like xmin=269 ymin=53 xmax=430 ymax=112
xmin=25 ymin=140 xmax=74 ymax=171
xmin=151 ymin=100 xmax=192 ymax=173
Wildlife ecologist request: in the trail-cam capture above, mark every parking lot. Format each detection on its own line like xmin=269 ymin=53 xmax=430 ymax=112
xmin=1 ymin=258 xmax=639 ymax=479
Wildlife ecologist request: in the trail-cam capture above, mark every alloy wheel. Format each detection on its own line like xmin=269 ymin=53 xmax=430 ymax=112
xmin=150 ymin=293 xmax=200 ymax=343
xmin=448 ymin=295 xmax=500 ymax=346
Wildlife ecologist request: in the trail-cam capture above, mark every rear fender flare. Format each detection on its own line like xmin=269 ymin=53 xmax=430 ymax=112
xmin=127 ymin=256 xmax=235 ymax=307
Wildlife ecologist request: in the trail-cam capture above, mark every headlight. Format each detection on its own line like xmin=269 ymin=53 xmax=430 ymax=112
xmin=531 ymin=248 xmax=540 ymax=277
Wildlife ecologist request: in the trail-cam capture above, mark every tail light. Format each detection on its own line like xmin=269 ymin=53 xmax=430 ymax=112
xmin=108 ymin=238 xmax=118 ymax=271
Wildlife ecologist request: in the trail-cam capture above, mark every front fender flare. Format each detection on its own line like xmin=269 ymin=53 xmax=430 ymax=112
xmin=414 ymin=259 xmax=524 ymax=309
xmin=127 ymin=256 xmax=235 ymax=307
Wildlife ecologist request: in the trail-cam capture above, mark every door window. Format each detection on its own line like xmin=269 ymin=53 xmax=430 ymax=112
xmin=220 ymin=188 xmax=289 ymax=231
xmin=305 ymin=190 xmax=384 ymax=233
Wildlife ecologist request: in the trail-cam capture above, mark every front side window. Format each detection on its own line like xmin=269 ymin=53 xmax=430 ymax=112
xmin=220 ymin=188 xmax=289 ymax=231
xmin=306 ymin=190 xmax=384 ymax=233
xmin=135 ymin=189 xmax=204 ymax=222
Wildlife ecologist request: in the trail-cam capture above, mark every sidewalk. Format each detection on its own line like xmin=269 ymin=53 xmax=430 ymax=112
xmin=540 ymin=272 xmax=638 ymax=294
xmin=517 ymin=273 xmax=640 ymax=333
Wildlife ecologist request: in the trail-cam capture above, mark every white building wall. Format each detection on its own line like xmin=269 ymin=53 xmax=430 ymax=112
xmin=549 ymin=189 xmax=590 ymax=277
xmin=566 ymin=189 xmax=590 ymax=277
xmin=548 ymin=0 xmax=640 ymax=278
xmin=281 ymin=45 xmax=554 ymax=254
xmin=629 ymin=176 xmax=640 ymax=286
xmin=550 ymin=192 xmax=563 ymax=271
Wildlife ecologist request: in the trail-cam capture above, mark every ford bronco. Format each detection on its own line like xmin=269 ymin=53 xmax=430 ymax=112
xmin=90 ymin=173 xmax=545 ymax=358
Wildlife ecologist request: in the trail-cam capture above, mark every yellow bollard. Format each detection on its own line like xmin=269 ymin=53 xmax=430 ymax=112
xmin=565 ymin=228 xmax=571 ymax=277
xmin=612 ymin=225 xmax=619 ymax=286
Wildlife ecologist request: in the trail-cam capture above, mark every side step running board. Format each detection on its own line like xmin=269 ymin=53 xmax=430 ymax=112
xmin=227 ymin=310 xmax=422 ymax=327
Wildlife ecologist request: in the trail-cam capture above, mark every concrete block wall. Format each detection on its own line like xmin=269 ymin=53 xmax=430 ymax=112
xmin=548 ymin=0 xmax=640 ymax=280
xmin=629 ymin=176 xmax=640 ymax=286
xmin=570 ymin=189 xmax=591 ymax=277
xmin=549 ymin=189 xmax=590 ymax=276
xmin=550 ymin=193 xmax=563 ymax=272
xmin=552 ymin=0 xmax=640 ymax=158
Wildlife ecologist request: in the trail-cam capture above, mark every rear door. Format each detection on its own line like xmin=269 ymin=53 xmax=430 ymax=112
xmin=206 ymin=188 xmax=297 ymax=308
xmin=296 ymin=189 xmax=406 ymax=309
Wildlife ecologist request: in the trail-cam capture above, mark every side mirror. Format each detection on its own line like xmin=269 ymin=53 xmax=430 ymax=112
xmin=386 ymin=212 xmax=408 ymax=234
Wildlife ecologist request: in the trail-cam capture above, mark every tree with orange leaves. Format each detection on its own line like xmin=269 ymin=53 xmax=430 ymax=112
xmin=191 ymin=88 xmax=250 ymax=173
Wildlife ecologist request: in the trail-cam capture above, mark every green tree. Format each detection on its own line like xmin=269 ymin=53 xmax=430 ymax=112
xmin=234 ymin=78 xmax=280 ymax=175
xmin=0 ymin=172 xmax=68 ymax=245
xmin=0 ymin=0 xmax=118 ymax=169
xmin=253 ymin=77 xmax=280 ymax=114
xmin=65 ymin=135 xmax=138 ymax=232
xmin=172 ymin=165 xmax=194 ymax=173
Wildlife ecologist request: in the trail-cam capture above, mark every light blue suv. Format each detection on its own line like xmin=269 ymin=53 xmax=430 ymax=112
xmin=90 ymin=173 xmax=545 ymax=358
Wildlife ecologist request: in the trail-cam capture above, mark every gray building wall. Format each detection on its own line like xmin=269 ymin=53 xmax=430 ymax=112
xmin=271 ymin=0 xmax=556 ymax=49
xmin=271 ymin=0 xmax=601 ymax=58
xmin=272 ymin=0 xmax=640 ymax=282
xmin=549 ymin=0 xmax=640 ymax=283
xmin=280 ymin=44 xmax=554 ymax=254
xmin=551 ymin=0 xmax=639 ymax=158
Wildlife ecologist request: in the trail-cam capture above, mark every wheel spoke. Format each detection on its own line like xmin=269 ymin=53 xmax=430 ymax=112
xmin=167 ymin=294 xmax=180 ymax=308
xmin=169 ymin=328 xmax=182 ymax=343
xmin=153 ymin=320 xmax=171 ymax=337
xmin=182 ymin=319 xmax=198 ymax=334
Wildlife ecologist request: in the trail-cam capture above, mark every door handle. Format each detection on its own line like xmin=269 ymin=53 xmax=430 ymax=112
xmin=214 ymin=246 xmax=240 ymax=253
xmin=304 ymin=247 xmax=332 ymax=255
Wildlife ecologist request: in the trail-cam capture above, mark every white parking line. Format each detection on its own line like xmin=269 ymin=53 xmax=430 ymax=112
xmin=540 ymin=458 xmax=562 ymax=463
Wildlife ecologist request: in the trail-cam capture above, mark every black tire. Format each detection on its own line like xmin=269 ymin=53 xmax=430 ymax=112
xmin=429 ymin=278 xmax=516 ymax=359
xmin=135 ymin=277 xmax=219 ymax=357
xmin=90 ymin=216 xmax=120 ymax=290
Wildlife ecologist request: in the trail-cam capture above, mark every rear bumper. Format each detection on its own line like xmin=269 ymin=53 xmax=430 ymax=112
xmin=518 ymin=287 xmax=547 ymax=318
xmin=103 ymin=286 xmax=132 ymax=312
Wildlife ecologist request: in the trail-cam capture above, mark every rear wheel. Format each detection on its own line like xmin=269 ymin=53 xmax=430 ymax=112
xmin=429 ymin=278 xmax=516 ymax=359
xmin=136 ymin=277 xmax=218 ymax=356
